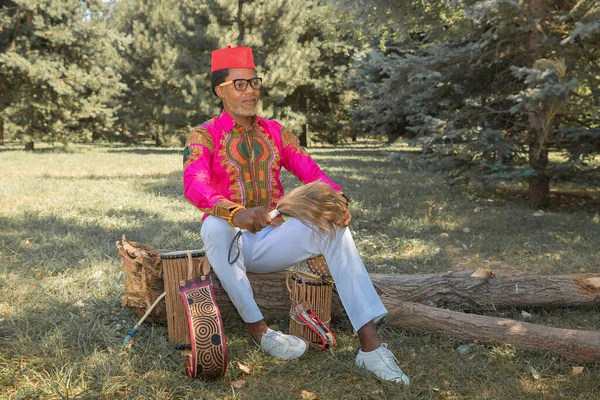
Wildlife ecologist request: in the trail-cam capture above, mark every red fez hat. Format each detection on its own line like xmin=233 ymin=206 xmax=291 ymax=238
xmin=211 ymin=45 xmax=255 ymax=73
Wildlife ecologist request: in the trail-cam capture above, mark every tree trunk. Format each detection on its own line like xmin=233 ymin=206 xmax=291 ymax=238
xmin=237 ymin=0 xmax=245 ymax=41
xmin=225 ymin=270 xmax=600 ymax=317
xmin=116 ymin=236 xmax=166 ymax=323
xmin=0 ymin=116 xmax=4 ymax=145
xmin=527 ymin=0 xmax=549 ymax=208
xmin=120 ymin=256 xmax=600 ymax=320
xmin=383 ymin=298 xmax=600 ymax=363
xmin=25 ymin=9 xmax=33 ymax=28
xmin=299 ymin=123 xmax=308 ymax=147
xmin=369 ymin=269 xmax=600 ymax=311
xmin=214 ymin=272 xmax=600 ymax=362
xmin=24 ymin=114 xmax=34 ymax=151
xmin=155 ymin=124 xmax=163 ymax=147
xmin=387 ymin=131 xmax=401 ymax=144
xmin=528 ymin=138 xmax=550 ymax=208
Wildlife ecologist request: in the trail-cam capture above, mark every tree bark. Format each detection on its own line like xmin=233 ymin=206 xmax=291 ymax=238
xmin=299 ymin=123 xmax=308 ymax=147
xmin=0 ymin=116 xmax=4 ymax=145
xmin=216 ymin=270 xmax=600 ymax=318
xmin=237 ymin=0 xmax=245 ymax=42
xmin=209 ymin=271 xmax=600 ymax=362
xmin=24 ymin=118 xmax=33 ymax=150
xmin=528 ymin=142 xmax=550 ymax=208
xmin=383 ymin=298 xmax=600 ymax=363
xmin=116 ymin=236 xmax=166 ymax=323
xmin=155 ymin=127 xmax=163 ymax=147
xmin=527 ymin=0 xmax=550 ymax=208
xmin=370 ymin=269 xmax=600 ymax=311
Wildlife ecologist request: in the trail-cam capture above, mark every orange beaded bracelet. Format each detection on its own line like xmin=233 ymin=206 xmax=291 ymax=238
xmin=227 ymin=205 xmax=246 ymax=227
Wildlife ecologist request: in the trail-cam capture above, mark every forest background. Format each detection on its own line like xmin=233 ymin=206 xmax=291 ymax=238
xmin=1 ymin=0 xmax=599 ymax=208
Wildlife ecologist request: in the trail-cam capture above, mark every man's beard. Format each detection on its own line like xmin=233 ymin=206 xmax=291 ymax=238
xmin=223 ymin=94 xmax=259 ymax=117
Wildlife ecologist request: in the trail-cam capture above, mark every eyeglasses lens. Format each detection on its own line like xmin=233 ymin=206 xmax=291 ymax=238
xmin=233 ymin=78 xmax=262 ymax=91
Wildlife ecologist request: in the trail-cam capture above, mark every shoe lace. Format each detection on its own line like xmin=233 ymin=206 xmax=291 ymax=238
xmin=379 ymin=343 xmax=402 ymax=372
xmin=262 ymin=330 xmax=287 ymax=351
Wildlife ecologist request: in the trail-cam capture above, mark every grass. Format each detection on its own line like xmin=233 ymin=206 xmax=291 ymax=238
xmin=1 ymin=141 xmax=599 ymax=399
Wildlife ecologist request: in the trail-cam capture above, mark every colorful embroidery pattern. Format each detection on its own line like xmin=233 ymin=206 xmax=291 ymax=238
xmin=200 ymin=200 xmax=239 ymax=219
xmin=281 ymin=127 xmax=308 ymax=156
xmin=218 ymin=123 xmax=281 ymax=210
xmin=184 ymin=127 xmax=215 ymax=169
xmin=183 ymin=112 xmax=338 ymax=224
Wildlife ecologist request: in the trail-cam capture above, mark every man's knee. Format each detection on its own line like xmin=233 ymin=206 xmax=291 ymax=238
xmin=201 ymin=216 xmax=234 ymax=242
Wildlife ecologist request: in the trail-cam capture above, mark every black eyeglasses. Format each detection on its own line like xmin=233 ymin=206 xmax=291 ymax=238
xmin=218 ymin=77 xmax=262 ymax=91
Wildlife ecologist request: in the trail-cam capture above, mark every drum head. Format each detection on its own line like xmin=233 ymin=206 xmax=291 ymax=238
xmin=160 ymin=250 xmax=205 ymax=259
xmin=292 ymin=271 xmax=325 ymax=286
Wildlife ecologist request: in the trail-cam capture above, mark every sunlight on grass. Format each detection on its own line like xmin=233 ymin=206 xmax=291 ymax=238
xmin=1 ymin=143 xmax=599 ymax=399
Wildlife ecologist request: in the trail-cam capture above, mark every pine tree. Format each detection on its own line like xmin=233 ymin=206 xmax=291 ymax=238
xmin=109 ymin=0 xmax=210 ymax=146
xmin=234 ymin=0 xmax=360 ymax=144
xmin=285 ymin=2 xmax=360 ymax=145
xmin=348 ymin=0 xmax=600 ymax=207
xmin=110 ymin=0 xmax=349 ymax=145
xmin=0 ymin=0 xmax=127 ymax=149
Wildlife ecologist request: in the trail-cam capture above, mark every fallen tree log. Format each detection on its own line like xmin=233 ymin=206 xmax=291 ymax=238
xmin=369 ymin=269 xmax=600 ymax=311
xmin=117 ymin=239 xmax=600 ymax=316
xmin=219 ymin=269 xmax=600 ymax=318
xmin=216 ymin=272 xmax=600 ymax=362
xmin=382 ymin=297 xmax=600 ymax=363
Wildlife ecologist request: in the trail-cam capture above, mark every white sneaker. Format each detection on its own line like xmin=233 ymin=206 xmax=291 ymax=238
xmin=258 ymin=328 xmax=308 ymax=360
xmin=355 ymin=343 xmax=411 ymax=385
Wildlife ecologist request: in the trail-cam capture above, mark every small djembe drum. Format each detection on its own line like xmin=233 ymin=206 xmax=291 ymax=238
xmin=287 ymin=255 xmax=335 ymax=350
xmin=161 ymin=250 xmax=227 ymax=378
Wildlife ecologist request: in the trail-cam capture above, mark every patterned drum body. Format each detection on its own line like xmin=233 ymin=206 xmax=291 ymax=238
xmin=180 ymin=276 xmax=227 ymax=378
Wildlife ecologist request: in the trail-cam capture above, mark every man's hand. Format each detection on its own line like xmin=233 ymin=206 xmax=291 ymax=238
xmin=232 ymin=206 xmax=272 ymax=233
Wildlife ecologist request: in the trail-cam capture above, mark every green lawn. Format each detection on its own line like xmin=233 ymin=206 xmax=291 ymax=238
xmin=1 ymin=142 xmax=599 ymax=399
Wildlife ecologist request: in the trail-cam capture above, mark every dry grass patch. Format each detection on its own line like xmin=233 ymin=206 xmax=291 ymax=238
xmin=1 ymin=142 xmax=599 ymax=399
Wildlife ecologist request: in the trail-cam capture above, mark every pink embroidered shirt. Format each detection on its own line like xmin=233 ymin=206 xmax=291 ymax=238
xmin=183 ymin=110 xmax=342 ymax=221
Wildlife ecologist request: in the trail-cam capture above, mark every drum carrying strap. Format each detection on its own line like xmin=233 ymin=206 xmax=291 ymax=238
xmin=179 ymin=254 xmax=227 ymax=378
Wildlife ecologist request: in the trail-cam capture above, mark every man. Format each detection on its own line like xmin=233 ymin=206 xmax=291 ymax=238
xmin=183 ymin=45 xmax=410 ymax=385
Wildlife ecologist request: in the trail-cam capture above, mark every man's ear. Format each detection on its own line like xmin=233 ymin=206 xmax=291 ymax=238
xmin=215 ymin=86 xmax=225 ymax=99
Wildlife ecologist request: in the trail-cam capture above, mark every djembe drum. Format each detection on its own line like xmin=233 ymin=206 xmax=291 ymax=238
xmin=160 ymin=250 xmax=227 ymax=378
xmin=287 ymin=255 xmax=336 ymax=350
xmin=161 ymin=250 xmax=207 ymax=344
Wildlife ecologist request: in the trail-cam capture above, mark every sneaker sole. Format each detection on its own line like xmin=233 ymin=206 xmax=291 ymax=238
xmin=357 ymin=363 xmax=410 ymax=386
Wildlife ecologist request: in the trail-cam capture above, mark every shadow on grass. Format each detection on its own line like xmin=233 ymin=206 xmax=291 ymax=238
xmin=0 ymin=210 xmax=202 ymax=274
xmin=141 ymin=171 xmax=184 ymax=199
xmin=40 ymin=171 xmax=183 ymax=182
xmin=106 ymin=148 xmax=183 ymax=155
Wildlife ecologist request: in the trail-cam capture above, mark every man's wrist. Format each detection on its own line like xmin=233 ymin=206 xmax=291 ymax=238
xmin=227 ymin=205 xmax=246 ymax=227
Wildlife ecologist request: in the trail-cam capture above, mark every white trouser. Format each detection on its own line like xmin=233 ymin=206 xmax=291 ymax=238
xmin=200 ymin=216 xmax=387 ymax=332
